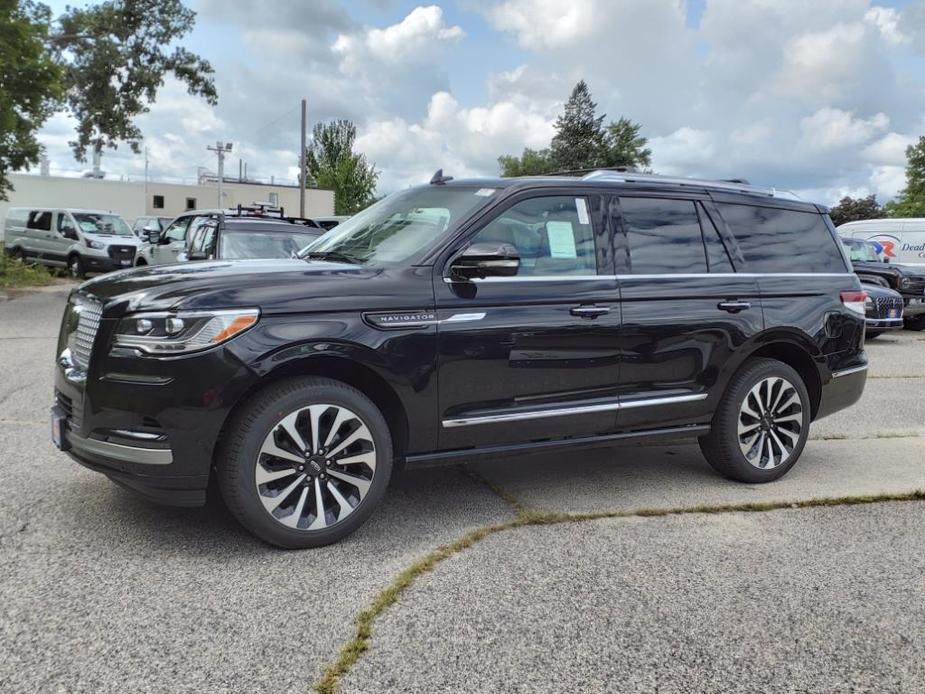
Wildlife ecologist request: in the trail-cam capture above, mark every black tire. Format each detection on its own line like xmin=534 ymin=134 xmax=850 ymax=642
xmin=217 ymin=377 xmax=393 ymax=549
xmin=699 ymin=358 xmax=811 ymax=483
xmin=135 ymin=258 xmax=147 ymax=267
xmin=866 ymin=330 xmax=883 ymax=339
xmin=67 ymin=254 xmax=85 ymax=278
xmin=6 ymin=247 xmax=25 ymax=261
xmin=904 ymin=315 xmax=925 ymax=331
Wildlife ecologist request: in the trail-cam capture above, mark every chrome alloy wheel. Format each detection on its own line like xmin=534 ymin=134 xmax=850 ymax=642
xmin=254 ymin=404 xmax=377 ymax=530
xmin=737 ymin=376 xmax=804 ymax=470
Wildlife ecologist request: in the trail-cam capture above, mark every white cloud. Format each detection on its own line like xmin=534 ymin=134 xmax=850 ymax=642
xmin=864 ymin=6 xmax=909 ymax=45
xmin=862 ymin=132 xmax=915 ymax=164
xmin=799 ymin=108 xmax=889 ymax=150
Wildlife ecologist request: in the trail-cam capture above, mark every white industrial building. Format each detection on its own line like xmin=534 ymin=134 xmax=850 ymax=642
xmin=0 ymin=173 xmax=335 ymax=225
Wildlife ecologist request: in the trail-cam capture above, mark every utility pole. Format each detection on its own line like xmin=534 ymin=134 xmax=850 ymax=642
xmin=300 ymin=98 xmax=307 ymax=217
xmin=207 ymin=141 xmax=233 ymax=209
xmin=143 ymin=146 xmax=149 ymax=209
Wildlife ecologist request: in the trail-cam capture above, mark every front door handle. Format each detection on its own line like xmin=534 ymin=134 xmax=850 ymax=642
xmin=570 ymin=305 xmax=610 ymax=319
xmin=718 ymin=300 xmax=752 ymax=313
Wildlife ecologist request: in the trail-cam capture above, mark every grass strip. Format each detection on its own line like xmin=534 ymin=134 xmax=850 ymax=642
xmin=313 ymin=488 xmax=925 ymax=694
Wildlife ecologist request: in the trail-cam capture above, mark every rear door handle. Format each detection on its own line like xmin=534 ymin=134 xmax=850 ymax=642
xmin=570 ymin=305 xmax=610 ymax=319
xmin=717 ymin=300 xmax=751 ymax=313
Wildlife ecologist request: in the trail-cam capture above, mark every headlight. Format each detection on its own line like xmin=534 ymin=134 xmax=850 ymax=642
xmin=85 ymin=239 xmax=104 ymax=250
xmin=113 ymin=309 xmax=259 ymax=355
xmin=900 ymin=277 xmax=911 ymax=289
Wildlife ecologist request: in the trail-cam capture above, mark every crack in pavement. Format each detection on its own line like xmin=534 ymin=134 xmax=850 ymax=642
xmin=312 ymin=479 xmax=925 ymax=694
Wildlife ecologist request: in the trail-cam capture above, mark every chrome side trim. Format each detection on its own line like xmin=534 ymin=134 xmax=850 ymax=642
xmin=620 ymin=393 xmax=708 ymax=409
xmin=442 ymin=392 xmax=708 ymax=428
xmin=443 ymin=273 xmax=854 ymax=284
xmin=67 ymin=431 xmax=173 ymax=465
xmin=443 ymin=312 xmax=486 ymax=323
xmin=832 ymin=364 xmax=869 ymax=379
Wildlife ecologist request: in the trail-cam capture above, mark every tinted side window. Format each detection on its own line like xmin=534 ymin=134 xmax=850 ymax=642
xmin=716 ymin=203 xmax=847 ymax=273
xmin=27 ymin=211 xmax=52 ymax=231
xmin=622 ymin=197 xmax=707 ymax=274
xmin=470 ymin=196 xmax=598 ymax=276
xmin=698 ymin=205 xmax=734 ymax=272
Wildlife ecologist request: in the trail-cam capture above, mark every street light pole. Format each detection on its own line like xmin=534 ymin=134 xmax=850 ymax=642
xmin=300 ymin=98 xmax=307 ymax=217
xmin=207 ymin=141 xmax=233 ymax=209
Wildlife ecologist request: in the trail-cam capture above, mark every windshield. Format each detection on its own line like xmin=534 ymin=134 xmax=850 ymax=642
xmin=73 ymin=213 xmax=133 ymax=237
xmin=841 ymin=238 xmax=880 ymax=262
xmin=221 ymin=230 xmax=322 ymax=259
xmin=299 ymin=186 xmax=497 ymax=265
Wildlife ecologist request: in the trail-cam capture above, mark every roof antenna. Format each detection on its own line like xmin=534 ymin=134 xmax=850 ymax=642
xmin=430 ymin=168 xmax=453 ymax=185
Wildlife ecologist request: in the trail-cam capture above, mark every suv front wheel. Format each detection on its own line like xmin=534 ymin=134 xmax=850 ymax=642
xmin=699 ymin=358 xmax=810 ymax=483
xmin=217 ymin=377 xmax=393 ymax=548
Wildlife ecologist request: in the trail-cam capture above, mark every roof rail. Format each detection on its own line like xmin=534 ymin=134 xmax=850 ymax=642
xmin=580 ymin=169 xmax=802 ymax=201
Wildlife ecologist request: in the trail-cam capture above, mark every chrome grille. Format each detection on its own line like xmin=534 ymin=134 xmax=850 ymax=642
xmin=871 ymin=295 xmax=903 ymax=319
xmin=72 ymin=298 xmax=103 ymax=370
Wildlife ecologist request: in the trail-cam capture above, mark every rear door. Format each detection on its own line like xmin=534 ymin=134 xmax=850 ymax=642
xmin=434 ymin=191 xmax=623 ymax=449
xmin=614 ymin=195 xmax=763 ymax=430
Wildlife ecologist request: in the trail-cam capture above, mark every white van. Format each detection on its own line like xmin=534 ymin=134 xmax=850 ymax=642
xmin=3 ymin=207 xmax=142 ymax=278
xmin=836 ymin=218 xmax=925 ymax=267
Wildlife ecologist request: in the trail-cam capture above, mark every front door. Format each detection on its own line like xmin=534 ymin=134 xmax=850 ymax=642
xmin=613 ymin=195 xmax=763 ymax=430
xmin=154 ymin=216 xmax=192 ymax=265
xmin=435 ymin=192 xmax=623 ymax=450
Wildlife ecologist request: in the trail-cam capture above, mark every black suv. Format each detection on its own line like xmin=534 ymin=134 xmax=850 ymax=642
xmin=52 ymin=171 xmax=868 ymax=548
xmin=840 ymin=237 xmax=925 ymax=330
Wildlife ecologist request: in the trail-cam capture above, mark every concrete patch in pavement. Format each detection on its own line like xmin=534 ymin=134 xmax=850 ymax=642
xmin=343 ymin=501 xmax=925 ymax=694
xmin=0 ymin=427 xmax=514 ymax=694
xmin=470 ymin=437 xmax=925 ymax=515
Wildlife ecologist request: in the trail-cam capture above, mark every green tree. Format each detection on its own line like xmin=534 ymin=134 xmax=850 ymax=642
xmin=549 ymin=80 xmax=606 ymax=171
xmin=602 ymin=117 xmax=651 ymax=170
xmin=0 ymin=0 xmax=61 ymax=200
xmin=498 ymin=147 xmax=552 ymax=177
xmin=0 ymin=0 xmax=216 ymax=200
xmin=884 ymin=135 xmax=925 ymax=217
xmin=828 ymin=195 xmax=883 ymax=226
xmin=498 ymin=81 xmax=651 ymax=176
xmin=306 ymin=120 xmax=379 ymax=215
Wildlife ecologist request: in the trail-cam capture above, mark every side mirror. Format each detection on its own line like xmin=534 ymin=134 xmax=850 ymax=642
xmin=450 ymin=242 xmax=520 ymax=280
xmin=61 ymin=226 xmax=78 ymax=241
xmin=145 ymin=228 xmax=161 ymax=244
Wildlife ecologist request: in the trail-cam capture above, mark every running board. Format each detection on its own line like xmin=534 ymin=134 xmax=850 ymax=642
xmin=403 ymin=424 xmax=710 ymax=469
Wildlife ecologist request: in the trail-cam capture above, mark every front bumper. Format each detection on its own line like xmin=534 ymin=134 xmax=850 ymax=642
xmin=83 ymin=253 xmax=135 ymax=273
xmin=865 ymin=317 xmax=904 ymax=331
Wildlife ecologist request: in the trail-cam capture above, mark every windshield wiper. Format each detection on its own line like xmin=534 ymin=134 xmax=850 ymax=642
xmin=302 ymin=250 xmax=363 ymax=265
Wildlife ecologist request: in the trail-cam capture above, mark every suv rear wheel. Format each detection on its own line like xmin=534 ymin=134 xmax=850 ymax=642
xmin=699 ymin=358 xmax=810 ymax=483
xmin=217 ymin=377 xmax=393 ymax=548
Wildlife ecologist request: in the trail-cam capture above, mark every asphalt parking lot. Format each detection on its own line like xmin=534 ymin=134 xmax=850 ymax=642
xmin=1 ymin=286 xmax=923 ymax=693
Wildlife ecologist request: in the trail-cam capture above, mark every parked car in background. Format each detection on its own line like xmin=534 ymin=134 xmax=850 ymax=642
xmin=52 ymin=170 xmax=868 ymax=547
xmin=3 ymin=207 xmax=140 ymax=277
xmin=180 ymin=216 xmax=324 ymax=262
xmin=132 ymin=216 xmax=174 ymax=238
xmin=837 ymin=218 xmax=925 ymax=268
xmin=861 ymin=283 xmax=904 ymax=338
xmin=839 ymin=237 xmax=925 ymax=330
xmin=136 ymin=205 xmax=321 ymax=267
xmin=311 ymin=215 xmax=350 ymax=231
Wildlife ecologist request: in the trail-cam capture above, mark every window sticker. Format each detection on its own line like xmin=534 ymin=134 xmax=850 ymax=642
xmin=575 ymin=197 xmax=590 ymax=225
xmin=546 ymin=221 xmax=578 ymax=258
xmin=475 ymin=188 xmax=497 ymax=197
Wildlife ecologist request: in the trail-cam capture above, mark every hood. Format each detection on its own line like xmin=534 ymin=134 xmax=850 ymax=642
xmin=83 ymin=232 xmax=142 ymax=247
xmin=78 ymin=259 xmax=384 ymax=315
xmin=860 ymin=282 xmax=902 ymax=299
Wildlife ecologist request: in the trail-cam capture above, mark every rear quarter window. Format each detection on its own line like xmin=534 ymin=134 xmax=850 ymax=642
xmin=716 ymin=203 xmax=847 ymax=273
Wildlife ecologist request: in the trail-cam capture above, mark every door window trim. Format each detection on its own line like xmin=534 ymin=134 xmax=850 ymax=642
xmin=439 ymin=189 xmax=615 ymax=281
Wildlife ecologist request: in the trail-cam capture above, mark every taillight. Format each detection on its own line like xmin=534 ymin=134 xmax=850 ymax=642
xmin=840 ymin=290 xmax=867 ymax=316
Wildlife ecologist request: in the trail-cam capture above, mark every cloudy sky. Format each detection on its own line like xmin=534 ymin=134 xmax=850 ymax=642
xmin=35 ymin=0 xmax=925 ymax=205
